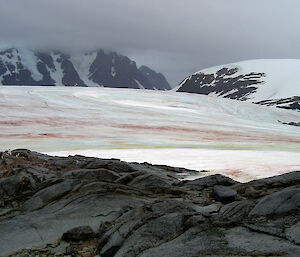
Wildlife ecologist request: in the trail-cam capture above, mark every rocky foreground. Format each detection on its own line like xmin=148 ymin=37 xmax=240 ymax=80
xmin=0 ymin=149 xmax=300 ymax=257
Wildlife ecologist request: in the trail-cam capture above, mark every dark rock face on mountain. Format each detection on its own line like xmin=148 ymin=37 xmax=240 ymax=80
xmin=0 ymin=48 xmax=171 ymax=90
xmin=0 ymin=149 xmax=300 ymax=256
xmin=139 ymin=65 xmax=171 ymax=90
xmin=255 ymin=96 xmax=300 ymax=111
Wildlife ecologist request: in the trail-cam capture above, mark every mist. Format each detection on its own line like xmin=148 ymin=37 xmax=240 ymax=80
xmin=1 ymin=0 xmax=299 ymax=86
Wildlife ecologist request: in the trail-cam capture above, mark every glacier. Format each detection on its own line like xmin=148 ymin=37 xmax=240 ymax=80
xmin=1 ymin=86 xmax=300 ymax=182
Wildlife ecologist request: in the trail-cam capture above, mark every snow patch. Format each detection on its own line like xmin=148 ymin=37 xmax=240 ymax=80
xmin=49 ymin=53 xmax=64 ymax=86
xmin=111 ymin=66 xmax=116 ymax=77
xmin=70 ymin=52 xmax=99 ymax=87
xmin=18 ymin=48 xmax=43 ymax=81
xmin=135 ymin=79 xmax=145 ymax=89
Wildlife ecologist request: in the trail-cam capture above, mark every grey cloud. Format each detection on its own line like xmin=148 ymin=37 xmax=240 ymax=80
xmin=0 ymin=0 xmax=299 ymax=86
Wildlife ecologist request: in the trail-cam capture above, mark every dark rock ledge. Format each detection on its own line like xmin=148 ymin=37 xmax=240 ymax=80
xmin=0 ymin=149 xmax=300 ymax=257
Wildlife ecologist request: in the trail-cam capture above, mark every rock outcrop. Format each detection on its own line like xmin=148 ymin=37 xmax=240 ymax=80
xmin=0 ymin=149 xmax=299 ymax=256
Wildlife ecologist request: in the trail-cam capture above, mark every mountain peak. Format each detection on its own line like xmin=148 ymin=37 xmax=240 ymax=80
xmin=0 ymin=47 xmax=170 ymax=90
xmin=176 ymin=59 xmax=300 ymax=111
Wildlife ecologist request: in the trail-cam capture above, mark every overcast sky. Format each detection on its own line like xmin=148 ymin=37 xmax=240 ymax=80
xmin=1 ymin=0 xmax=299 ymax=86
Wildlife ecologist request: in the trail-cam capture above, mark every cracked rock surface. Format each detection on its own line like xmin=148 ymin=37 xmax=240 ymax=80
xmin=0 ymin=149 xmax=300 ymax=257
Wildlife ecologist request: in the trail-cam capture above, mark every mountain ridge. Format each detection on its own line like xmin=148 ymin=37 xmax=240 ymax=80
xmin=176 ymin=59 xmax=300 ymax=111
xmin=0 ymin=47 xmax=171 ymax=90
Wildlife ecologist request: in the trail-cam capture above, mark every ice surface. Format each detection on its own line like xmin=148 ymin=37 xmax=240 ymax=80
xmin=1 ymin=86 xmax=300 ymax=181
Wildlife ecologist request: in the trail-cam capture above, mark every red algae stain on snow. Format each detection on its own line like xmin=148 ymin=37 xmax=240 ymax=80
xmin=0 ymin=121 xmax=25 ymax=126
xmin=111 ymin=123 xmax=300 ymax=144
xmin=114 ymin=124 xmax=201 ymax=133
xmin=0 ymin=133 xmax=89 ymax=139
xmin=0 ymin=118 xmax=97 ymax=127
xmin=38 ymin=133 xmax=89 ymax=139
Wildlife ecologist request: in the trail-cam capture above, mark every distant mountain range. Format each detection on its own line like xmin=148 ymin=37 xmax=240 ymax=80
xmin=176 ymin=59 xmax=300 ymax=111
xmin=3 ymin=52 xmax=300 ymax=111
xmin=0 ymin=48 xmax=171 ymax=90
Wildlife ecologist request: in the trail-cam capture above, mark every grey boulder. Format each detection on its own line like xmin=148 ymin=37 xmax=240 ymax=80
xmin=212 ymin=185 xmax=237 ymax=203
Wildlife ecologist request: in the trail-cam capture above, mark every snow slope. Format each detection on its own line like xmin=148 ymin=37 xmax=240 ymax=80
xmin=70 ymin=52 xmax=99 ymax=87
xmin=177 ymin=59 xmax=300 ymax=110
xmin=1 ymin=86 xmax=300 ymax=181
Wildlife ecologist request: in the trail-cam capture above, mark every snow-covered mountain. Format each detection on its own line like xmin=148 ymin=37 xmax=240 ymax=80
xmin=0 ymin=47 xmax=171 ymax=90
xmin=176 ymin=59 xmax=300 ymax=111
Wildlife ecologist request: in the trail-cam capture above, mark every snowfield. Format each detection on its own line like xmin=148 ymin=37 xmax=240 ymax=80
xmin=1 ymin=86 xmax=300 ymax=181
